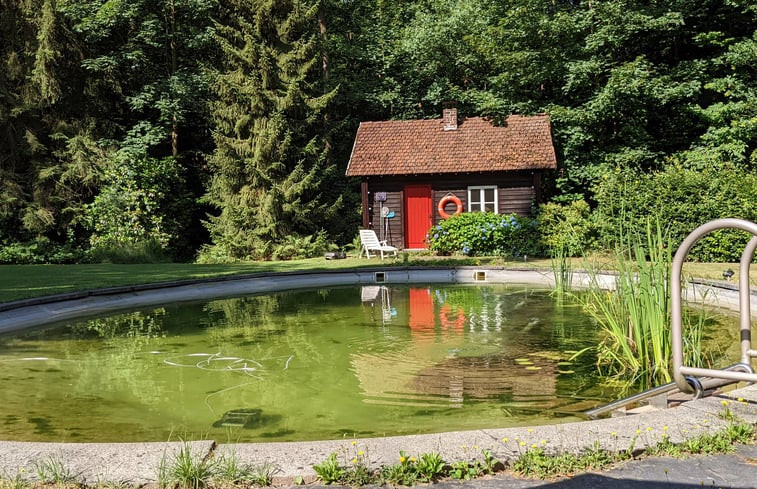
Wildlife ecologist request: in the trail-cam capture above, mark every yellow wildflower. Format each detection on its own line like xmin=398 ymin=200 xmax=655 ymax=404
xmin=519 ymin=441 xmax=526 ymax=447
xmin=409 ymin=457 xmax=417 ymax=463
xmin=400 ymin=456 xmax=406 ymax=463
xmin=351 ymin=441 xmax=357 ymax=446
xmin=352 ymin=458 xmax=358 ymax=465
xmin=611 ymin=432 xmax=617 ymax=437
xmin=502 ymin=437 xmax=509 ymax=443
xmin=662 ymin=426 xmax=668 ymax=431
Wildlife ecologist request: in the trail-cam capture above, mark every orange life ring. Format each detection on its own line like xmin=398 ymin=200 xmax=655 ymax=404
xmin=440 ymin=304 xmax=466 ymax=331
xmin=437 ymin=195 xmax=463 ymax=219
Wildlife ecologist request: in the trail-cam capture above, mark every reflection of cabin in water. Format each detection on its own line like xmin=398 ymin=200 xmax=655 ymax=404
xmin=346 ymin=108 xmax=557 ymax=249
xmin=355 ymin=286 xmax=558 ymax=408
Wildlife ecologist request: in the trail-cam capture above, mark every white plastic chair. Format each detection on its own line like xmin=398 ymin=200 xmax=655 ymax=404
xmin=359 ymin=229 xmax=398 ymax=260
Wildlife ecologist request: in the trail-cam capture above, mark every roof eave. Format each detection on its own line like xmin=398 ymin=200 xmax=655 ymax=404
xmin=344 ymin=123 xmax=364 ymax=177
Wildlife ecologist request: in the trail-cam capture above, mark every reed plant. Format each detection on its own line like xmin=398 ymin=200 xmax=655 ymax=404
xmin=550 ymin=242 xmax=573 ymax=297
xmin=578 ymin=219 xmax=707 ymax=388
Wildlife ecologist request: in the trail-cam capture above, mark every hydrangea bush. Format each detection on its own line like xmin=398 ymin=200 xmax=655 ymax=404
xmin=426 ymin=212 xmax=541 ymax=257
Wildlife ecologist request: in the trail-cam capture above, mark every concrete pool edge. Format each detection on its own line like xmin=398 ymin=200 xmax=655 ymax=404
xmin=1 ymin=267 xmax=756 ymax=484
xmin=1 ymin=384 xmax=756 ymax=484
xmin=1 ymin=266 xmax=755 ymax=334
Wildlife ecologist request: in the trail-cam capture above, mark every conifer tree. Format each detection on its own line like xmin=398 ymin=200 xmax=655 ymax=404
xmin=0 ymin=0 xmax=99 ymax=247
xmin=205 ymin=0 xmax=338 ymax=260
xmin=0 ymin=0 xmax=31 ymax=236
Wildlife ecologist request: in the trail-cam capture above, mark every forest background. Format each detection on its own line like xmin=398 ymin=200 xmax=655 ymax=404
xmin=0 ymin=0 xmax=755 ymax=264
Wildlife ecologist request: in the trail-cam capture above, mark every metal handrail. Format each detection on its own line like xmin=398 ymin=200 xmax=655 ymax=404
xmin=585 ymin=381 xmax=683 ymax=418
xmin=672 ymin=219 xmax=757 ymax=393
xmin=585 ymin=363 xmax=750 ymax=418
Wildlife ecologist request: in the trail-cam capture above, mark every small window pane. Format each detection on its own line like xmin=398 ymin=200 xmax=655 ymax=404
xmin=468 ymin=185 xmax=497 ymax=213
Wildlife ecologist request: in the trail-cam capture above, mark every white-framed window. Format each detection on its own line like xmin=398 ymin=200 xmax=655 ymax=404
xmin=467 ymin=186 xmax=498 ymax=213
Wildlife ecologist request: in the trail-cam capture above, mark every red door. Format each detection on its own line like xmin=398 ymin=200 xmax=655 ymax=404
xmin=404 ymin=185 xmax=432 ymax=248
xmin=409 ymin=287 xmax=434 ymax=335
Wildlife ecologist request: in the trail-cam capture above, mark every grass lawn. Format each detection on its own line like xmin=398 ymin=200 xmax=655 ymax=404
xmin=0 ymin=255 xmax=516 ymax=303
xmin=0 ymin=254 xmax=753 ymax=304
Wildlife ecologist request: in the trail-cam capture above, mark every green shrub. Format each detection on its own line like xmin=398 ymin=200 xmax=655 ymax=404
xmin=88 ymin=239 xmax=169 ymax=264
xmin=594 ymin=166 xmax=757 ymax=262
xmin=426 ymin=212 xmax=541 ymax=257
xmin=271 ymin=231 xmax=333 ymax=261
xmin=195 ymin=243 xmax=239 ymax=264
xmin=85 ymin=136 xmax=194 ymax=263
xmin=537 ymin=200 xmax=598 ymax=257
xmin=0 ymin=237 xmax=88 ymax=264
xmin=197 ymin=231 xmax=334 ymax=262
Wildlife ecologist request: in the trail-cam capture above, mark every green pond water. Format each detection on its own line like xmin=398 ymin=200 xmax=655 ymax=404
xmin=0 ymin=284 xmax=734 ymax=443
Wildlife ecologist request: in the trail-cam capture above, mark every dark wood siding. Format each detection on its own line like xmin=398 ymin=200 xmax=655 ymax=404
xmin=363 ymin=171 xmax=541 ymax=250
xmin=366 ymin=184 xmax=404 ymax=249
xmin=499 ymin=187 xmax=534 ymax=215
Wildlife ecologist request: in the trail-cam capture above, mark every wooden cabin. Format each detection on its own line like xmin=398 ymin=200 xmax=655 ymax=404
xmin=345 ymin=108 xmax=558 ymax=249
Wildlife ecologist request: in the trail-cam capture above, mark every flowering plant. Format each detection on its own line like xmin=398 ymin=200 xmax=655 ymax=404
xmin=426 ymin=212 xmax=541 ymax=257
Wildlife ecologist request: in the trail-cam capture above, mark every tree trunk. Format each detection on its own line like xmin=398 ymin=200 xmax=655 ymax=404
xmin=318 ymin=1 xmax=329 ymax=83
xmin=169 ymin=0 xmax=178 ymax=157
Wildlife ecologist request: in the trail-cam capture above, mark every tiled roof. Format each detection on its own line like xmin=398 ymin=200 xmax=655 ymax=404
xmin=345 ymin=114 xmax=557 ymax=176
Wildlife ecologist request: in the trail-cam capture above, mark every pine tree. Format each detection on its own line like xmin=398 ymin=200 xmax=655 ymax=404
xmin=0 ymin=0 xmax=100 ymax=246
xmin=0 ymin=0 xmax=31 ymax=237
xmin=205 ymin=0 xmax=338 ymax=260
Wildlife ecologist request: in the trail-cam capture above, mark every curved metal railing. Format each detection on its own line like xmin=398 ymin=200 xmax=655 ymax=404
xmin=672 ymin=218 xmax=757 ymax=393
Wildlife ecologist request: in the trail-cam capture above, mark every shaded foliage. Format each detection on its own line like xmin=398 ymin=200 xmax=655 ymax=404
xmin=202 ymin=0 xmax=343 ymax=260
xmin=0 ymin=0 xmax=754 ymax=262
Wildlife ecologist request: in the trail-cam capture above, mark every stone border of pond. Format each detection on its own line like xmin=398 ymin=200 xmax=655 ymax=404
xmin=0 ymin=267 xmax=755 ymax=485
xmin=1 ymin=267 xmax=754 ymax=334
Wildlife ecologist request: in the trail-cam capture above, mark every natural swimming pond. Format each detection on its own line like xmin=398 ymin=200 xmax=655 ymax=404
xmin=0 ymin=284 xmax=724 ymax=443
